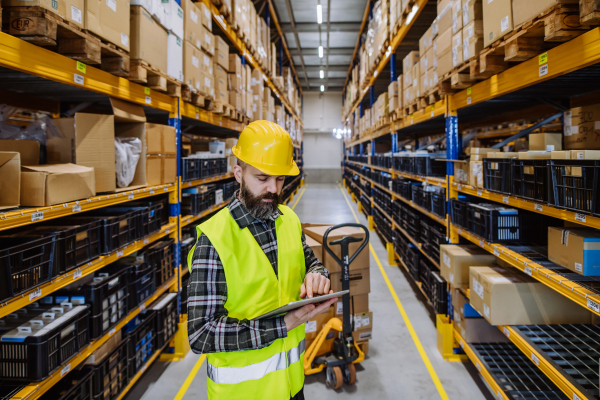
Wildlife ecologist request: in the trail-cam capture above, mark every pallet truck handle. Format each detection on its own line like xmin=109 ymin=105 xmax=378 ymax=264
xmin=322 ymin=223 xmax=369 ymax=267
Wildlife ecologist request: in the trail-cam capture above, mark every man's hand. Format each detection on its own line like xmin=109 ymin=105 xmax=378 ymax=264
xmin=300 ymin=273 xmax=331 ymax=299
xmin=284 ymin=295 xmax=337 ymax=332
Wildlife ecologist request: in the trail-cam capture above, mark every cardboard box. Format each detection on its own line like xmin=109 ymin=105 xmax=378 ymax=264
xmin=470 ymin=147 xmax=495 ymax=155
xmin=335 ymin=294 xmax=368 ymax=315
xmin=462 ymin=20 xmax=483 ymax=61
xmin=352 ymin=329 xmax=372 ymax=342
xmin=452 ymin=30 xmax=463 ymax=68
xmin=198 ymin=1 xmax=212 ymax=30
xmin=162 ymin=155 xmax=176 ymax=184
xmin=50 ymin=113 xmax=115 ymax=193
xmin=163 ymin=0 xmax=183 ymax=39
xmin=146 ymin=155 xmax=162 ymax=185
xmin=229 ymin=54 xmax=242 ymax=76
xmin=440 ymin=245 xmax=496 ymax=289
xmin=0 ymin=140 xmax=40 ymax=165
xmin=551 ymin=150 xmax=571 ymax=159
xmin=145 ymin=123 xmax=176 ymax=155
xmin=352 ymin=310 xmax=373 ymax=331
xmin=482 ymin=0 xmax=513 ymax=47
xmin=84 ymin=0 xmax=130 ymax=51
xmin=200 ymin=25 xmax=214 ymax=56
xmin=403 ymin=51 xmax=420 ymax=71
xmin=548 ymin=227 xmax=600 ymax=276
xmin=512 ymin=0 xmax=563 ymax=28
xmin=469 ymin=160 xmax=483 ymax=188
xmin=330 ymin=267 xmax=370 ymax=295
xmin=229 ymin=90 xmax=242 ymax=109
xmin=518 ymin=151 xmax=551 ymax=160
xmin=438 ymin=0 xmax=453 ymax=34
xmin=167 ymin=33 xmax=184 ymax=82
xmin=529 ymin=133 xmax=562 ymax=151
xmin=305 ymin=235 xmax=323 ymax=263
xmin=215 ymin=36 xmax=229 ymax=71
xmin=454 ymin=161 xmax=469 ymax=184
xmin=182 ymin=0 xmax=203 ymax=50
xmin=0 ymin=152 xmax=20 ymax=210
xmin=564 ymin=105 xmax=600 ymax=149
xmin=453 ymin=288 xmax=481 ymax=318
xmin=470 ymin=266 xmax=592 ymax=325
xmin=214 ymin=64 xmax=228 ymax=103
xmin=462 ymin=0 xmax=483 ymax=26
xmin=419 ymin=26 xmax=432 ymax=55
xmin=20 ymin=164 xmax=95 ymax=206
xmin=458 ymin=317 xmax=510 ymax=343
xmin=183 ymin=40 xmax=203 ymax=91
xmin=304 ymin=226 xmax=370 ymax=273
xmin=388 ymin=81 xmax=398 ymax=99
xmin=571 ymin=150 xmax=600 ymax=160
xmin=436 ymin=26 xmax=453 ymax=58
xmin=304 ymin=306 xmax=334 ymax=340
xmin=357 ymin=340 xmax=369 ymax=355
xmin=452 ymin=0 xmax=463 ymax=33
xmin=202 ymin=71 xmax=215 ymax=98
xmin=3 ymin=0 xmax=67 ymax=23
xmin=130 ymin=6 xmax=168 ymax=73
xmin=200 ymin=52 xmax=213 ymax=75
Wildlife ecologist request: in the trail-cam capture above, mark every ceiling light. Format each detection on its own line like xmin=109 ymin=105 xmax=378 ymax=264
xmin=320 ymin=70 xmax=324 ymax=79
xmin=406 ymin=5 xmax=419 ymax=25
xmin=333 ymin=128 xmax=336 ymax=134
xmin=319 ymin=46 xmax=323 ymax=58
xmin=320 ymin=85 xmax=325 ymax=92
xmin=317 ymin=4 xmax=322 ymax=24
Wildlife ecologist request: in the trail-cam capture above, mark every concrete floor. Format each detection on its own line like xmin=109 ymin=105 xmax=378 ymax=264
xmin=124 ymin=183 xmax=493 ymax=400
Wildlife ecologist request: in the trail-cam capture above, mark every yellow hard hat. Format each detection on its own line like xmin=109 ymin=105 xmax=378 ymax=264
xmin=232 ymin=120 xmax=300 ymax=176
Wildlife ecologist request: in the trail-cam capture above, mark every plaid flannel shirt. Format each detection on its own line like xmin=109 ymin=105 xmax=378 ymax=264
xmin=187 ymin=191 xmax=329 ymax=354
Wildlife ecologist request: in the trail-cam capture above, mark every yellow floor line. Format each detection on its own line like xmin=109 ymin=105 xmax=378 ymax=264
xmin=173 ymin=354 xmax=206 ymax=400
xmin=291 ymin=184 xmax=307 ymax=210
xmin=338 ymin=185 xmax=450 ymax=400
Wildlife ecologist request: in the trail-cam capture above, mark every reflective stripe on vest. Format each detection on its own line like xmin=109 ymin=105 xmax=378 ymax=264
xmin=207 ymin=340 xmax=305 ymax=385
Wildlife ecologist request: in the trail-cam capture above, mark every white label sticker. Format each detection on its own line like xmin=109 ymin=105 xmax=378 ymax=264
xmin=73 ymin=268 xmax=82 ymax=280
xmin=467 ymin=97 xmax=471 ymax=105
xmin=140 ymin=304 xmax=146 ymax=313
xmin=192 ymin=56 xmax=199 ymax=68
xmin=72 ymin=204 xmax=81 ymax=213
xmin=336 ymin=301 xmax=343 ymax=314
xmin=473 ymin=278 xmax=484 ymax=299
xmin=128 ymin=193 xmax=134 ymax=200
xmin=363 ymin=316 xmax=370 ymax=326
xmin=575 ymin=262 xmax=583 ymax=272
xmin=477 ymin=190 xmax=482 ymax=196
xmin=502 ymin=196 xmax=509 ymax=204
xmin=74 ymin=74 xmax=84 ymax=85
xmin=191 ymin=10 xmax=198 ymax=23
xmin=524 ymin=266 xmax=532 ymax=276
xmin=571 ymin=125 xmax=580 ymax=135
xmin=483 ymin=304 xmax=490 ymax=318
xmin=145 ymin=96 xmax=151 ymax=104
xmin=144 ymin=238 xmax=149 ymax=244
xmin=71 ymin=6 xmax=82 ymax=23
xmin=116 ymin=250 xmax=124 ymax=258
xmin=443 ymin=253 xmax=451 ymax=267
xmin=150 ymin=189 xmax=155 ymax=195
xmin=204 ymin=54 xmax=210 ymax=66
xmin=503 ymin=327 xmax=510 ymax=337
xmin=31 ymin=212 xmax=44 ymax=222
xmin=121 ymin=33 xmax=128 ymax=47
xmin=61 ymin=364 xmax=71 ymax=377
xmin=305 ymin=321 xmax=317 ymax=333
xmin=109 ymin=327 xmax=116 ymax=336
xmin=500 ymin=16 xmax=509 ymax=32
xmin=531 ymin=353 xmax=539 ymax=366
xmin=539 ymin=64 xmax=548 ymax=77
xmin=575 ymin=213 xmax=587 ymax=223
xmin=546 ymin=145 xmax=555 ymax=151
xmin=534 ymin=204 xmax=543 ymax=212
xmin=106 ymin=0 xmax=116 ymax=12
xmin=494 ymin=249 xmax=500 ymax=257
xmin=479 ymin=239 xmax=485 ymax=247
xmin=205 ymin=33 xmax=211 ymax=45
xmin=476 ymin=362 xmax=481 ymax=371
xmin=587 ymin=298 xmax=600 ymax=313
xmin=574 ymin=394 xmax=582 ymax=400
xmin=29 ymin=288 xmax=42 ymax=301
xmin=576 ymin=152 xmax=584 ymax=160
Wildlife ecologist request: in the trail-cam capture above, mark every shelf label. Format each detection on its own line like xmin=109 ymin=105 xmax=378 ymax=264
xmin=144 ymin=238 xmax=149 ymax=244
xmin=479 ymin=239 xmax=484 ymax=247
xmin=475 ymin=362 xmax=481 ymax=372
xmin=164 ymin=187 xmax=168 ymax=191
xmin=31 ymin=211 xmax=44 ymax=222
xmin=467 ymin=97 xmax=471 ymax=105
xmin=524 ymin=266 xmax=532 ymax=276
xmin=458 ymin=228 xmax=462 ymax=234
xmin=477 ymin=190 xmax=482 ymax=197
xmin=29 ymin=288 xmax=42 ymax=301
xmin=76 ymin=62 xmax=86 ymax=74
xmin=539 ymin=64 xmax=548 ymax=77
xmin=73 ymin=268 xmax=82 ymax=280
xmin=531 ymin=353 xmax=539 ymax=366
xmin=163 ymin=283 xmax=169 ymax=291
xmin=467 ymin=87 xmax=472 ymax=95
xmin=497 ymin=390 xmax=503 ymax=400
xmin=587 ymin=298 xmax=600 ymax=313
xmin=534 ymin=204 xmax=543 ymax=212
xmin=109 ymin=327 xmax=116 ymax=336
xmin=494 ymin=248 xmax=500 ymax=257
xmin=460 ymin=340 xmax=464 ymax=348
xmin=61 ymin=364 xmax=71 ymax=377
xmin=116 ymin=250 xmax=124 ymax=258
xmin=575 ymin=213 xmax=587 ymax=223
xmin=196 ymin=113 xmax=200 ymax=119
xmin=150 ymin=189 xmax=155 ymax=195
xmin=128 ymin=193 xmax=134 ymax=200
xmin=72 ymin=204 xmax=81 ymax=213
xmin=457 ymin=184 xmax=462 ymax=190
xmin=141 ymin=364 xmax=148 ymax=374
xmin=503 ymin=327 xmax=510 ymax=337
xmin=145 ymin=96 xmax=151 ymax=104
xmin=139 ymin=304 xmax=146 ymax=313
xmin=74 ymin=74 xmax=84 ymax=85
xmin=502 ymin=196 xmax=509 ymax=204
xmin=573 ymin=393 xmax=582 ymax=400
xmin=539 ymin=52 xmax=548 ymax=65
xmin=144 ymin=87 xmax=150 ymax=95
xmin=165 ymin=228 xmax=170 ymax=234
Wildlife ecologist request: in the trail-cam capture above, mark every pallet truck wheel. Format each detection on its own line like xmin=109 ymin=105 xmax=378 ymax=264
xmin=344 ymin=363 xmax=356 ymax=385
xmin=326 ymin=366 xmax=343 ymax=390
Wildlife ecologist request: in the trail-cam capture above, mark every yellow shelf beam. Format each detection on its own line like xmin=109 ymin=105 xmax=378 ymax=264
xmin=453 ymin=329 xmax=510 ymax=400
xmin=181 ymin=101 xmax=246 ymax=131
xmin=0 ymin=222 xmax=176 ymax=319
xmin=205 ymin=0 xmax=302 ymax=124
xmin=451 ymin=223 xmax=600 ymax=317
xmin=452 ymin=182 xmax=600 ymax=229
xmin=181 ymin=202 xmax=229 ymax=228
xmin=345 ymin=160 xmax=447 ymax=188
xmin=0 ymin=184 xmax=176 ymax=232
xmin=181 ymin=172 xmax=235 ymax=189
xmin=0 ymin=32 xmax=175 ymax=113
xmin=11 ymin=274 xmax=177 ymax=400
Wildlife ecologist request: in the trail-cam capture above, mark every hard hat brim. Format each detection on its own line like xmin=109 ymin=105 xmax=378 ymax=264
xmin=232 ymin=146 xmax=300 ymax=176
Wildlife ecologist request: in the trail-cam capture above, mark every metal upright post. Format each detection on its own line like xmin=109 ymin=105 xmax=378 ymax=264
xmin=370 ymin=85 xmax=374 ymax=108
xmin=390 ymin=52 xmax=396 ymax=83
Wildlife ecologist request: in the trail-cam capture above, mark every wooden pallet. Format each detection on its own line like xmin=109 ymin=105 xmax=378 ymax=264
xmin=219 ymin=2 xmax=231 ymax=19
xmin=2 ymin=6 xmax=130 ymax=76
xmin=404 ymin=102 xmax=419 ymax=116
xmin=210 ymin=0 xmax=222 ymax=6
xmin=390 ymin=108 xmax=405 ymax=121
xmin=209 ymin=100 xmax=233 ymax=117
xmin=581 ymin=0 xmax=600 ymax=24
xmin=418 ymin=89 xmax=442 ymax=109
xmin=182 ymin=85 xmax=205 ymax=107
xmin=129 ymin=60 xmax=181 ymax=97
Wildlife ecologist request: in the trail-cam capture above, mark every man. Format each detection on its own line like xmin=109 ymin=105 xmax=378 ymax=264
xmin=187 ymin=120 xmax=336 ymax=400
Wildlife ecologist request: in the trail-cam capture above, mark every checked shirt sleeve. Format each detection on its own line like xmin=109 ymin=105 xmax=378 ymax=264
xmin=187 ymin=233 xmax=288 ymax=354
xmin=302 ymin=232 xmax=329 ymax=278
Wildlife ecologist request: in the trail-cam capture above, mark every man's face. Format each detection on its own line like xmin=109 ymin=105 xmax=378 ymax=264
xmin=234 ymin=163 xmax=286 ymax=219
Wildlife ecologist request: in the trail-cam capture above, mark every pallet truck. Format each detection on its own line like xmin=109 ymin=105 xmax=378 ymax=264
xmin=303 ymin=223 xmax=370 ymax=390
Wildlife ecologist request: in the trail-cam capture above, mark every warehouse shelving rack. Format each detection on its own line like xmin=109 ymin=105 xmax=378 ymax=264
xmin=0 ymin=1 xmax=303 ymax=398
xmin=342 ymin=4 xmax=600 ymax=397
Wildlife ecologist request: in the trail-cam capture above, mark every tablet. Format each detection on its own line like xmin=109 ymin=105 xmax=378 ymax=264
xmin=256 ymin=290 xmax=349 ymax=319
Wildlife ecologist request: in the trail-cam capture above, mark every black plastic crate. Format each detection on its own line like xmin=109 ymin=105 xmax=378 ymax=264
xmin=415 ymin=155 xmax=446 ymax=177
xmin=181 ymin=158 xmax=201 ymax=181
xmin=124 ymin=313 xmax=155 ymax=379
xmin=414 ymin=186 xmax=430 ymax=210
xmin=428 ymin=225 xmax=447 ymax=262
xmin=430 ymin=189 xmax=446 ymax=219
xmin=75 ymin=208 xmax=138 ymax=254
xmin=99 ymin=205 xmax=161 ymax=240
xmin=420 ymin=219 xmax=430 ymax=254
xmin=404 ymin=208 xmax=421 ymax=241
xmin=405 ymin=244 xmax=420 ymax=281
xmin=128 ymin=197 xmax=169 ymax=227
xmin=55 ymin=268 xmax=129 ymax=340
xmin=87 ymin=338 xmax=129 ymax=400
xmin=181 ymin=237 xmax=195 ymax=272
xmin=430 ymin=271 xmax=447 ymax=315
xmin=399 ymin=156 xmax=415 ymax=173
xmin=450 ymin=199 xmax=469 ymax=229
xmin=397 ymin=180 xmax=415 ymax=201
xmin=483 ymin=158 xmax=512 ymax=194
xmin=113 ymin=260 xmax=155 ymax=310
xmin=146 ymin=239 xmax=175 ymax=287
xmin=419 ymin=258 xmax=434 ymax=298
xmin=512 ymin=159 xmax=549 ymax=203
xmin=549 ymin=160 xmax=600 ymax=215
xmin=148 ymin=293 xmax=178 ymax=349
xmin=468 ymin=204 xmax=521 ymax=242
xmin=0 ymin=302 xmax=90 ymax=381
xmin=39 ymin=368 xmax=93 ymax=400
xmin=0 ymin=234 xmax=59 ymax=303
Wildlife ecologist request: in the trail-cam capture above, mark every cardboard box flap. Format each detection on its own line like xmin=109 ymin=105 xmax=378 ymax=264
xmin=22 ymin=163 xmax=94 ymax=174
xmin=0 ymin=152 xmax=20 ymax=210
xmin=0 ymin=152 xmax=19 ymax=168
xmin=0 ymin=140 xmax=40 ymax=165
xmin=110 ymin=98 xmax=146 ymax=123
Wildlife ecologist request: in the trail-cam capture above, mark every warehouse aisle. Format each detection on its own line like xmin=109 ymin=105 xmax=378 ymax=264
xmin=125 ymin=184 xmax=491 ymax=400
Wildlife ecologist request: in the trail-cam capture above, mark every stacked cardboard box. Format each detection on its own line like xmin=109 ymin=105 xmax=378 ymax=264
xmin=403 ymin=51 xmax=420 ymax=106
xmin=452 ymin=289 xmax=508 ymax=343
xmin=130 ymin=5 xmax=168 ymax=75
xmin=182 ymin=0 xmax=214 ymax=98
xmin=251 ymin=68 xmax=264 ymax=121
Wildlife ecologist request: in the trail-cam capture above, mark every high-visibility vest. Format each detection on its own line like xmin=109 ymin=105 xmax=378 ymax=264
xmin=187 ymin=204 xmax=306 ymax=400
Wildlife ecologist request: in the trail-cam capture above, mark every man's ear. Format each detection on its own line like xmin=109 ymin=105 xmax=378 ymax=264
xmin=233 ymin=164 xmax=243 ymax=184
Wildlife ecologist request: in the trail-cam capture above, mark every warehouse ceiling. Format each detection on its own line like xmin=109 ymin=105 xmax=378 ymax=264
xmin=269 ymin=0 xmax=368 ymax=92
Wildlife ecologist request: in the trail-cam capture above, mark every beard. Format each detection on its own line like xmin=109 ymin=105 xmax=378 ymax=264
xmin=240 ymin=180 xmax=281 ymax=220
